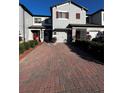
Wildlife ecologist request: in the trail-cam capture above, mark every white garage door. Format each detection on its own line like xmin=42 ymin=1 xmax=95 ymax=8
xmin=56 ymin=32 xmax=67 ymax=43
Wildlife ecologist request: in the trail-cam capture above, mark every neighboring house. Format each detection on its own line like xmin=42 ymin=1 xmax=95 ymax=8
xmin=19 ymin=3 xmax=51 ymax=42
xmin=19 ymin=1 xmax=104 ymax=43
xmin=87 ymin=9 xmax=104 ymax=25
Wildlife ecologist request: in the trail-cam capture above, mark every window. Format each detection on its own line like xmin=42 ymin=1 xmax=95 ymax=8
xmin=56 ymin=11 xmax=69 ymax=19
xmin=34 ymin=18 xmax=41 ymax=23
xmin=76 ymin=13 xmax=80 ymax=19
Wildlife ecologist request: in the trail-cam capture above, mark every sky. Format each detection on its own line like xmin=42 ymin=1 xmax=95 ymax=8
xmin=19 ymin=0 xmax=104 ymax=16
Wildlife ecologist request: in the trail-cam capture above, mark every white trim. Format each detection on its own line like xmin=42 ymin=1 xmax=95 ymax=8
xmin=57 ymin=10 xmax=68 ymax=12
xmin=57 ymin=18 xmax=68 ymax=20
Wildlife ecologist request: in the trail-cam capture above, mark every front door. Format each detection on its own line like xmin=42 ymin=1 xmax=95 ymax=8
xmin=31 ymin=30 xmax=40 ymax=41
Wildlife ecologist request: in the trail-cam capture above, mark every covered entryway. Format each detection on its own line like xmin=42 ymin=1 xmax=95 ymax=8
xmin=31 ymin=30 xmax=40 ymax=41
xmin=29 ymin=25 xmax=45 ymax=42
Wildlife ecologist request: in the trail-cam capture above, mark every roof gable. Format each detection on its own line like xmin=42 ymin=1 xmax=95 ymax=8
xmin=19 ymin=3 xmax=33 ymax=16
xmin=51 ymin=1 xmax=88 ymax=11
xmin=19 ymin=3 xmax=51 ymax=17
xmin=88 ymin=9 xmax=104 ymax=16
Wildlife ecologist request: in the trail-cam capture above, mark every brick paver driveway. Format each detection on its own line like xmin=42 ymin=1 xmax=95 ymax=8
xmin=20 ymin=43 xmax=104 ymax=93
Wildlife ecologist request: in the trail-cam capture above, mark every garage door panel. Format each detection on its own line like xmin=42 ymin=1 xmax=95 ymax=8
xmin=56 ymin=32 xmax=67 ymax=42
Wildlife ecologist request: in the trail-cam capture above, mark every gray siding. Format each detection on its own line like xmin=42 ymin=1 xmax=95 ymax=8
xmin=52 ymin=2 xmax=86 ymax=29
xmin=88 ymin=11 xmax=104 ymax=25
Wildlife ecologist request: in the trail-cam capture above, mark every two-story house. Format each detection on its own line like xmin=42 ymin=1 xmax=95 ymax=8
xmin=51 ymin=1 xmax=104 ymax=42
xmin=19 ymin=3 xmax=52 ymax=42
xmin=19 ymin=1 xmax=104 ymax=43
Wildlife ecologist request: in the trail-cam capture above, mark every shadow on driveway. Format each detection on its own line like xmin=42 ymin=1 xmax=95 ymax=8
xmin=65 ymin=43 xmax=104 ymax=65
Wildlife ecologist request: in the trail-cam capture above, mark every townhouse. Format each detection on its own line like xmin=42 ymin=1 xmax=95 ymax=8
xmin=19 ymin=3 xmax=52 ymax=42
xmin=19 ymin=1 xmax=104 ymax=43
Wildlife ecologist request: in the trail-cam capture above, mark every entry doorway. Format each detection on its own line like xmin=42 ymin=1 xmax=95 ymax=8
xmin=31 ymin=30 xmax=40 ymax=42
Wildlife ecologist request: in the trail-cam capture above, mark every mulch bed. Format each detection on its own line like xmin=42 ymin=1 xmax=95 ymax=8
xmin=19 ymin=42 xmax=42 ymax=61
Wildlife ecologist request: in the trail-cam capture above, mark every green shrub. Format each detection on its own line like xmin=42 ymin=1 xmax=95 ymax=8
xmin=24 ymin=42 xmax=30 ymax=50
xmin=19 ymin=40 xmax=39 ymax=55
xmin=75 ymin=40 xmax=104 ymax=62
xmin=29 ymin=40 xmax=36 ymax=48
xmin=19 ymin=43 xmax=25 ymax=54
xmin=34 ymin=40 xmax=38 ymax=45
xmin=92 ymin=37 xmax=104 ymax=43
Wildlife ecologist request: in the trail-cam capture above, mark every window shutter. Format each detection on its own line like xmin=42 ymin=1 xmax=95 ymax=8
xmin=56 ymin=11 xmax=58 ymax=18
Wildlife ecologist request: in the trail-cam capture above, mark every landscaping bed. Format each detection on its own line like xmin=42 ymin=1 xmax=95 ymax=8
xmin=19 ymin=40 xmax=41 ymax=61
xmin=74 ymin=40 xmax=104 ymax=63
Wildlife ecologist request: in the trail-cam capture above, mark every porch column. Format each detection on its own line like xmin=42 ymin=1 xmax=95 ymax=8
xmin=40 ymin=29 xmax=44 ymax=42
xmin=72 ymin=28 xmax=76 ymax=42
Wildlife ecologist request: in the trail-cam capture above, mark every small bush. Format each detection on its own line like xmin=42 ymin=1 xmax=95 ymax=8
xmin=24 ymin=42 xmax=30 ymax=50
xmin=92 ymin=37 xmax=104 ymax=43
xmin=19 ymin=43 xmax=25 ymax=54
xmin=75 ymin=40 xmax=104 ymax=62
xmin=29 ymin=40 xmax=36 ymax=48
xmin=34 ymin=40 xmax=38 ymax=45
xmin=19 ymin=40 xmax=39 ymax=55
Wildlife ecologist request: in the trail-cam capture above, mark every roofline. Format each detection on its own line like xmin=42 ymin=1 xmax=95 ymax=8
xmin=19 ymin=3 xmax=33 ymax=16
xmin=33 ymin=15 xmax=51 ymax=17
xmin=51 ymin=1 xmax=88 ymax=11
xmin=88 ymin=9 xmax=104 ymax=16
xmin=19 ymin=3 xmax=51 ymax=17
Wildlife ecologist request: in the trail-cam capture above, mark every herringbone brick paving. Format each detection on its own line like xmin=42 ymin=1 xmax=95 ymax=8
xmin=20 ymin=43 xmax=104 ymax=93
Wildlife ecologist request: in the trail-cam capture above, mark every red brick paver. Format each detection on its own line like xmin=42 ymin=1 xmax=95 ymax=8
xmin=20 ymin=43 xmax=104 ymax=93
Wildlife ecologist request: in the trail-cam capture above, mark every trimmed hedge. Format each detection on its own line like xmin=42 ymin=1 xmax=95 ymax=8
xmin=75 ymin=40 xmax=104 ymax=62
xmin=92 ymin=37 xmax=104 ymax=43
xmin=19 ymin=40 xmax=38 ymax=54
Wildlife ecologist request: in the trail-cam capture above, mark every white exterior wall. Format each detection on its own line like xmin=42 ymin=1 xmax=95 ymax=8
xmin=52 ymin=2 xmax=86 ymax=29
xmin=19 ymin=6 xmax=24 ymax=38
xmin=101 ymin=11 xmax=104 ymax=25
xmin=19 ymin=5 xmax=33 ymax=42
xmin=24 ymin=11 xmax=33 ymax=41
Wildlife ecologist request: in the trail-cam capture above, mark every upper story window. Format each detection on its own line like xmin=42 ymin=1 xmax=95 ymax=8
xmin=76 ymin=13 xmax=80 ymax=19
xmin=56 ymin=11 xmax=69 ymax=19
xmin=34 ymin=18 xmax=41 ymax=23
